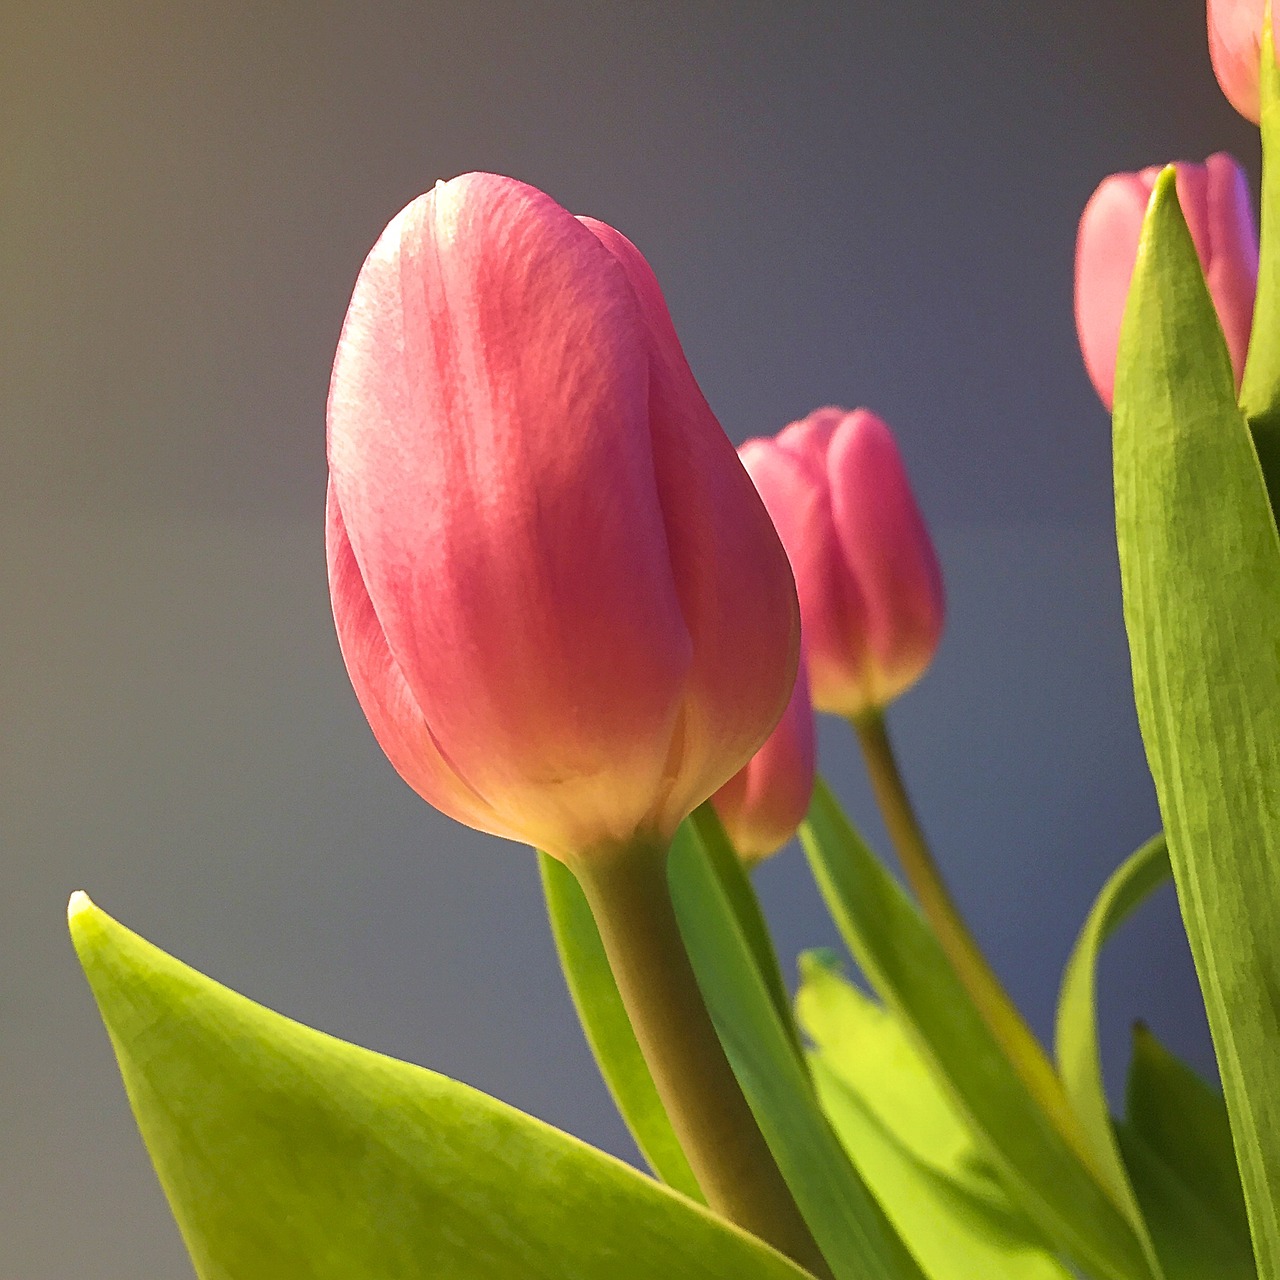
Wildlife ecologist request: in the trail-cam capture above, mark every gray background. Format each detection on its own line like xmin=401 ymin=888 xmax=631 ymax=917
xmin=4 ymin=1 xmax=1256 ymax=1274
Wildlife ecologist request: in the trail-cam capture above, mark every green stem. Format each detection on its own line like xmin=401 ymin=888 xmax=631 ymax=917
xmin=851 ymin=709 xmax=1101 ymax=1178
xmin=574 ymin=835 xmax=831 ymax=1278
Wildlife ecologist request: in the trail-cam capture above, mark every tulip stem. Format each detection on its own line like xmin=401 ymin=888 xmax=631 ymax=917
xmin=851 ymin=709 xmax=1099 ymax=1174
xmin=573 ymin=836 xmax=830 ymax=1278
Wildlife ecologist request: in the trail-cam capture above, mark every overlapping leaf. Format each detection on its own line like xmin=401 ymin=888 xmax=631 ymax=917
xmin=1113 ymin=166 xmax=1280 ymax=1279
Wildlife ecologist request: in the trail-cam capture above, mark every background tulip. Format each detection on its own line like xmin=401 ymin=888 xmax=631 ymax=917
xmin=739 ymin=408 xmax=944 ymax=719
xmin=1208 ymin=0 xmax=1268 ymax=122
xmin=712 ymin=656 xmax=816 ymax=862
xmin=1075 ymin=154 xmax=1258 ymax=410
xmin=327 ymin=173 xmax=799 ymax=863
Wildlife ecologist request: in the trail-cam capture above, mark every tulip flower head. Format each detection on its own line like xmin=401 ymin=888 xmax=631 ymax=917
xmin=712 ymin=656 xmax=816 ymax=863
xmin=1208 ymin=0 xmax=1270 ymax=123
xmin=1075 ymin=154 xmax=1258 ymax=411
xmin=327 ymin=174 xmax=800 ymax=864
xmin=739 ymin=409 xmax=944 ymax=720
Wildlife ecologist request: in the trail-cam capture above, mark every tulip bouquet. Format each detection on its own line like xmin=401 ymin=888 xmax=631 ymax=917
xmin=68 ymin=5 xmax=1280 ymax=1279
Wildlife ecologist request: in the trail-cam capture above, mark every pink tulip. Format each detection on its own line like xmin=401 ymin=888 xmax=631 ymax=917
xmin=712 ymin=656 xmax=816 ymax=863
xmin=739 ymin=409 xmax=944 ymax=719
xmin=327 ymin=173 xmax=799 ymax=862
xmin=1075 ymin=154 xmax=1258 ymax=410
xmin=1208 ymin=0 xmax=1269 ymax=123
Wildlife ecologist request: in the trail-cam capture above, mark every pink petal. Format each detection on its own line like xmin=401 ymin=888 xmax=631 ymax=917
xmin=582 ymin=217 xmax=801 ymax=826
xmin=328 ymin=173 xmax=693 ymax=855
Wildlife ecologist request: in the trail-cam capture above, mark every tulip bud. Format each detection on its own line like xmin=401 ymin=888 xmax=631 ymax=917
xmin=1208 ymin=0 xmax=1269 ymax=123
xmin=1075 ymin=154 xmax=1258 ymax=410
xmin=327 ymin=173 xmax=799 ymax=863
xmin=712 ymin=656 xmax=816 ymax=862
xmin=739 ymin=409 xmax=944 ymax=719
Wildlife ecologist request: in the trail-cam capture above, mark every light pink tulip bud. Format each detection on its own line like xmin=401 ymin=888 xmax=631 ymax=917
xmin=739 ymin=409 xmax=944 ymax=719
xmin=1075 ymin=154 xmax=1258 ymax=410
xmin=712 ymin=656 xmax=816 ymax=862
xmin=327 ymin=173 xmax=799 ymax=862
xmin=1208 ymin=0 xmax=1269 ymax=123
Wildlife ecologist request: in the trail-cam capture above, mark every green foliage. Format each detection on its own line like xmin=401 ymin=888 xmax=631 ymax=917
xmin=667 ymin=814 xmax=926 ymax=1280
xmin=68 ymin=893 xmax=815 ymax=1280
xmin=539 ymin=851 xmax=704 ymax=1200
xmin=1112 ymin=165 xmax=1280 ymax=1280
xmin=797 ymin=951 xmax=1072 ymax=1280
xmin=1116 ymin=1028 xmax=1255 ymax=1280
xmin=1054 ymin=834 xmax=1170 ymax=1273
xmin=800 ymin=780 xmax=1151 ymax=1280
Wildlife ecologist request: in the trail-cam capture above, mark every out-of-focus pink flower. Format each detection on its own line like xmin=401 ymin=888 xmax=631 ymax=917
xmin=327 ymin=173 xmax=799 ymax=862
xmin=1075 ymin=154 xmax=1258 ymax=410
xmin=1208 ymin=0 xmax=1268 ymax=123
xmin=712 ymin=656 xmax=816 ymax=862
xmin=739 ymin=408 xmax=944 ymax=719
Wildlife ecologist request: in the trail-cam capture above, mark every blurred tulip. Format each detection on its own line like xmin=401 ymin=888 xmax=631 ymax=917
xmin=712 ymin=656 xmax=816 ymax=862
xmin=739 ymin=409 xmax=944 ymax=719
xmin=1075 ymin=154 xmax=1258 ymax=410
xmin=326 ymin=173 xmax=799 ymax=862
xmin=1208 ymin=0 xmax=1268 ymax=122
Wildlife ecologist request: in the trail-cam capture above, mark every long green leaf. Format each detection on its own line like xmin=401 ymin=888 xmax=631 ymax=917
xmin=687 ymin=805 xmax=801 ymax=1055
xmin=668 ymin=818 xmax=926 ymax=1280
xmin=1240 ymin=4 xmax=1280 ymax=513
xmin=1054 ymin=833 xmax=1169 ymax=1264
xmin=1113 ymin=164 xmax=1280 ymax=1279
xmin=69 ymin=892 xmax=814 ymax=1280
xmin=801 ymin=780 xmax=1150 ymax=1280
xmin=1116 ymin=1027 xmax=1255 ymax=1280
xmin=539 ymin=851 xmax=704 ymax=1200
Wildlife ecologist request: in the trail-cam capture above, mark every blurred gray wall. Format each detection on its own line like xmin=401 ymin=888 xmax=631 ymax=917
xmin=4 ymin=1 xmax=1255 ymax=1274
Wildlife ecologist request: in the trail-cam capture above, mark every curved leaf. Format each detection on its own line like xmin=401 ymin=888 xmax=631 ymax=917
xmin=69 ymin=892 xmax=814 ymax=1280
xmin=1054 ymin=833 xmax=1169 ymax=1264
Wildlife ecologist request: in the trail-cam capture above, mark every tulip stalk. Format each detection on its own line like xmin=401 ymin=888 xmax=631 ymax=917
xmin=572 ymin=837 xmax=831 ymax=1278
xmin=851 ymin=708 xmax=1100 ymax=1177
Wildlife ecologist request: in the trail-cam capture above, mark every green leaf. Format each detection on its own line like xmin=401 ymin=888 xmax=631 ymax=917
xmin=68 ymin=892 xmax=817 ymax=1280
xmin=796 ymin=950 xmax=1006 ymax=1206
xmin=687 ymin=805 xmax=802 ymax=1056
xmin=539 ymin=851 xmax=704 ymax=1201
xmin=1115 ymin=1027 xmax=1255 ymax=1280
xmin=809 ymin=1055 xmax=1073 ymax=1280
xmin=1113 ymin=164 xmax=1280 ymax=1279
xmin=1054 ymin=833 xmax=1169 ymax=1264
xmin=798 ymin=951 xmax=1072 ymax=1280
xmin=1241 ymin=4 xmax=1280 ymax=513
xmin=668 ymin=817 xmax=925 ymax=1280
xmin=800 ymin=780 xmax=1151 ymax=1280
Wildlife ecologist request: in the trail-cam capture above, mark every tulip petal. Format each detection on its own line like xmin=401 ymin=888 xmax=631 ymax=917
xmin=326 ymin=486 xmax=514 ymax=840
xmin=328 ymin=174 xmax=693 ymax=855
xmin=739 ymin=435 xmax=868 ymax=716
xmin=713 ymin=659 xmax=816 ymax=862
xmin=827 ymin=411 xmax=945 ymax=707
xmin=1208 ymin=0 xmax=1266 ymax=123
xmin=1202 ymin=152 xmax=1259 ymax=384
xmin=582 ymin=218 xmax=801 ymax=826
xmin=1075 ymin=173 xmax=1153 ymax=410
